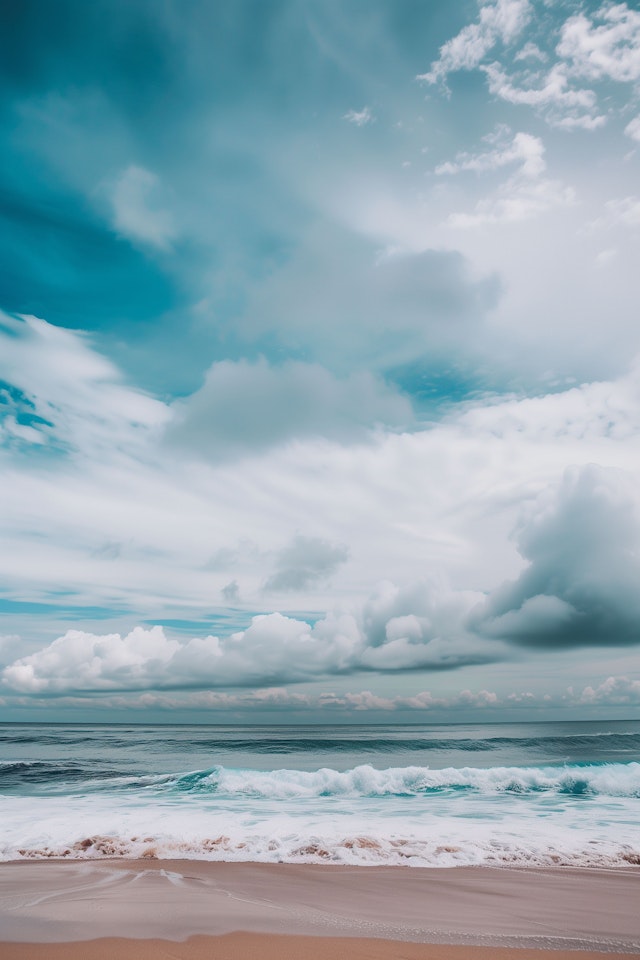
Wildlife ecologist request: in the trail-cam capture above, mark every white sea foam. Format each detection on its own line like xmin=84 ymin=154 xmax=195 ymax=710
xmin=2 ymin=763 xmax=640 ymax=868
xmin=159 ymin=761 xmax=640 ymax=798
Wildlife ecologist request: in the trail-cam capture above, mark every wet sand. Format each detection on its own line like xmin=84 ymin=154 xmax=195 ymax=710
xmin=0 ymin=860 xmax=638 ymax=956
xmin=1 ymin=934 xmax=639 ymax=960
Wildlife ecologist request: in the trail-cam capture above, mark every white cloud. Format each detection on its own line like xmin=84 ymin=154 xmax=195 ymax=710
xmin=440 ymin=130 xmax=574 ymax=227
xmin=343 ymin=107 xmax=373 ymax=126
xmin=12 ymin=675 xmax=640 ymax=715
xmin=625 ymin=115 xmax=640 ymax=141
xmin=577 ymin=675 xmax=640 ymax=705
xmin=557 ymin=4 xmax=640 ymax=84
xmin=0 ymin=575 xmax=492 ymax=695
xmin=2 ymin=316 xmax=640 ymax=660
xmin=111 ymin=165 xmax=176 ymax=250
xmin=436 ymin=131 xmax=546 ymax=177
xmin=358 ymin=578 xmax=486 ymax=671
xmin=482 ymin=61 xmax=604 ymax=129
xmin=514 ymin=42 xmax=546 ymax=63
xmin=417 ymin=0 xmax=531 ymax=86
xmin=421 ymin=1 xmax=640 ymax=131
xmin=0 ymin=313 xmax=168 ymax=454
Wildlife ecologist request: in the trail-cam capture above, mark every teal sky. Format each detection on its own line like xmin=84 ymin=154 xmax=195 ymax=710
xmin=1 ymin=0 xmax=640 ymax=721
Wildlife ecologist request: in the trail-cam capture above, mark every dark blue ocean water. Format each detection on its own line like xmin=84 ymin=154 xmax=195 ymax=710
xmin=1 ymin=720 xmax=639 ymax=866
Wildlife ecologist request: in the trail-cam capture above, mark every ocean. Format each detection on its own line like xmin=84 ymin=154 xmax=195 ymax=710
xmin=1 ymin=720 xmax=639 ymax=868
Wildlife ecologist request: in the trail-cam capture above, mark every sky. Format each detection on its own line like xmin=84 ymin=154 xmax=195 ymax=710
xmin=1 ymin=0 xmax=640 ymax=723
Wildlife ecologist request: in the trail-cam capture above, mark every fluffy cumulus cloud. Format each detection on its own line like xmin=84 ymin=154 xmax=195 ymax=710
xmin=577 ymin=675 xmax=640 ymax=705
xmin=471 ymin=464 xmax=640 ymax=648
xmin=359 ymin=579 xmax=488 ymax=671
xmin=421 ymin=0 xmax=640 ymax=130
xmin=418 ymin=0 xmax=532 ymax=86
xmin=1 ymin=575 xmax=493 ymax=695
xmin=557 ymin=4 xmax=640 ymax=84
xmin=481 ymin=62 xmax=603 ymax=130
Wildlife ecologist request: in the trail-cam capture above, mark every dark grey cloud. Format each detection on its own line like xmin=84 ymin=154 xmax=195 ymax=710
xmin=470 ymin=465 xmax=640 ymax=648
xmin=265 ymin=535 xmax=349 ymax=591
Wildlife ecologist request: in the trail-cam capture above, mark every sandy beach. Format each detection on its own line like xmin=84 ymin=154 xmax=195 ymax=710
xmin=0 ymin=860 xmax=639 ymax=958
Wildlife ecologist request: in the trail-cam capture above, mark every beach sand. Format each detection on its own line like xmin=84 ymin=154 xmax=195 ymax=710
xmin=1 ymin=934 xmax=638 ymax=960
xmin=0 ymin=860 xmax=638 ymax=958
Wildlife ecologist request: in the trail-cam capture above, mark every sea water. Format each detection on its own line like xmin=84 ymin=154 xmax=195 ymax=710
xmin=1 ymin=720 xmax=639 ymax=867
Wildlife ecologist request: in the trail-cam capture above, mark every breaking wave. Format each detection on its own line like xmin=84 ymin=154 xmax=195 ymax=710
xmin=165 ymin=761 xmax=640 ymax=798
xmin=31 ymin=760 xmax=640 ymax=799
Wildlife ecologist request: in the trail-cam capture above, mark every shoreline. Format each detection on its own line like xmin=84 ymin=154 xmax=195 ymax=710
xmin=2 ymin=934 xmax=639 ymax=960
xmin=0 ymin=860 xmax=639 ymax=955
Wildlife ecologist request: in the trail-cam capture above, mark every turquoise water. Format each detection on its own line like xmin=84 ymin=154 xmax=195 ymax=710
xmin=1 ymin=720 xmax=639 ymax=866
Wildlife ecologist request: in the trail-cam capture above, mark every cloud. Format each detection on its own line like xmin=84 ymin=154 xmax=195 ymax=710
xmin=2 ymin=312 xmax=640 ymax=655
xmin=221 ymin=580 xmax=240 ymax=603
xmin=470 ymin=464 xmax=640 ymax=648
xmin=166 ymin=358 xmax=412 ymax=458
xmin=557 ymin=4 xmax=640 ymax=84
xmin=239 ymin=229 xmax=501 ymax=372
xmin=440 ymin=130 xmax=574 ymax=227
xmin=359 ymin=579 xmax=489 ymax=671
xmin=577 ymin=675 xmax=640 ymax=705
xmin=436 ymin=130 xmax=546 ymax=177
xmin=482 ymin=61 xmax=604 ymax=129
xmin=590 ymin=196 xmax=640 ymax=231
xmin=514 ymin=42 xmax=546 ymax=63
xmin=10 ymin=683 xmax=526 ymax=715
xmin=417 ymin=0 xmax=531 ymax=86
xmin=1 ymin=575 xmax=494 ymax=695
xmin=421 ymin=1 xmax=640 ymax=130
xmin=625 ymin=115 xmax=640 ymax=142
xmin=265 ymin=535 xmax=349 ymax=591
xmin=111 ymin=165 xmax=176 ymax=250
xmin=343 ymin=107 xmax=373 ymax=126
xmin=0 ymin=313 xmax=168 ymax=454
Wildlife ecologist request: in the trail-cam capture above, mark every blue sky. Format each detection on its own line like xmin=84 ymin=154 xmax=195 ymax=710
xmin=1 ymin=0 xmax=640 ymax=721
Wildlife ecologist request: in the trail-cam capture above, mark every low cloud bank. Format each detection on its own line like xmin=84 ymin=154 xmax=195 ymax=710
xmin=1 ymin=577 xmax=488 ymax=694
xmin=3 ymin=462 xmax=640 ymax=696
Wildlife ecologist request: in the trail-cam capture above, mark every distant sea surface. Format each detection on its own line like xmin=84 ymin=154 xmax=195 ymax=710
xmin=1 ymin=720 xmax=639 ymax=867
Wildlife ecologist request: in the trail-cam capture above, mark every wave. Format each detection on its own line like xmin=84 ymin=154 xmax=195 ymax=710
xmin=28 ymin=760 xmax=635 ymax=799
xmin=157 ymin=761 xmax=640 ymax=798
xmin=0 ymin=760 xmax=134 ymax=787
